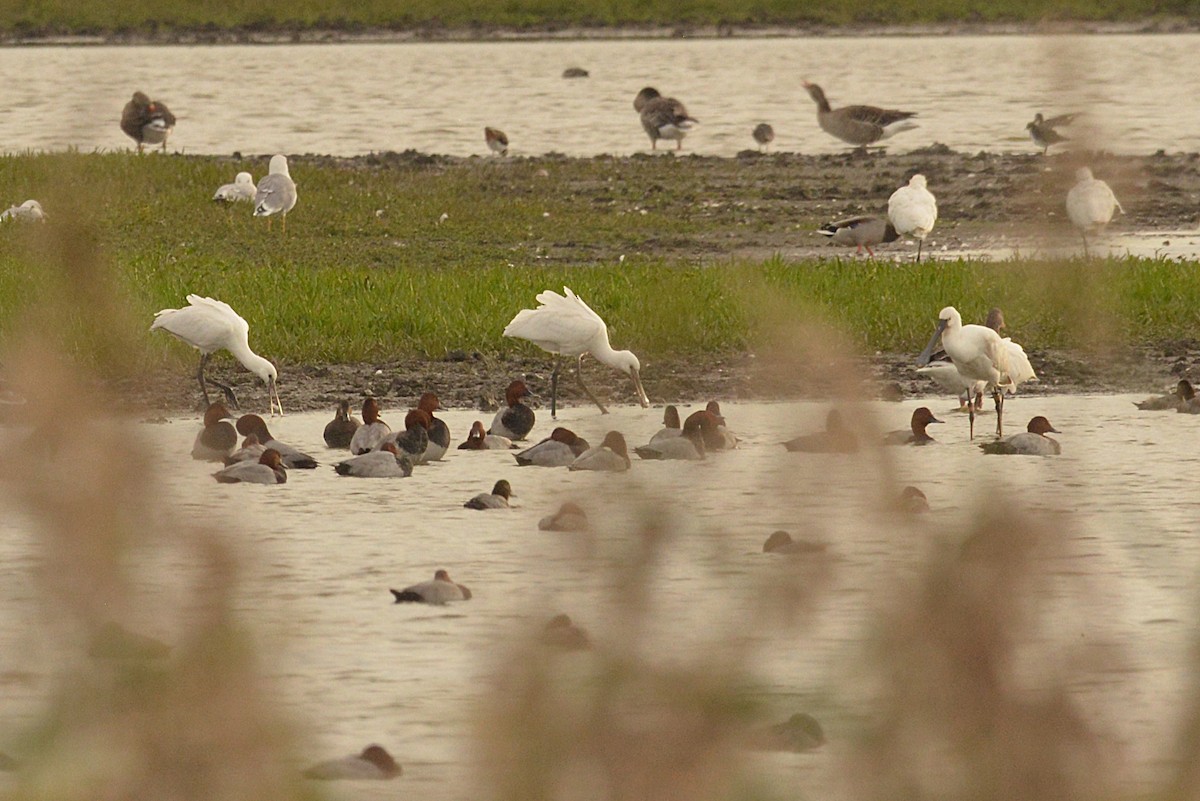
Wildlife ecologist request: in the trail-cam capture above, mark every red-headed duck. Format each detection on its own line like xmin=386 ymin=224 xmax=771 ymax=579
xmin=762 ymin=531 xmax=828 ymax=555
xmin=635 ymin=412 xmax=709 ymax=460
xmin=191 ymin=401 xmax=237 ymax=462
xmin=488 ymin=379 xmax=535 ymax=441
xmin=979 ymin=416 xmax=1061 ymax=456
xmin=515 ymin=427 xmax=590 ymax=467
xmin=224 ymin=433 xmax=264 ymax=465
xmin=752 ymin=713 xmax=826 ymax=752
xmin=350 ymin=397 xmax=390 ymax=455
xmin=782 ymin=410 xmax=858 ymax=454
xmin=333 ymin=442 xmax=413 ymax=478
xmin=378 ymin=409 xmax=430 ymax=462
xmin=538 ymin=501 xmax=590 ymax=532
xmin=894 ymin=486 xmax=930 ymax=513
xmin=235 ymin=414 xmax=317 ymax=468
xmin=704 ymin=400 xmax=739 ymax=449
xmin=302 ymin=745 xmax=402 ymax=780
xmin=390 ymin=569 xmax=472 ymax=604
xmin=415 ymin=392 xmax=450 ymax=461
xmin=458 ymin=420 xmax=516 ymax=450
xmin=213 ymin=448 xmax=287 ymax=484
xmin=465 ymin=479 xmax=514 ymax=510
xmin=541 ymin=614 xmax=590 ymax=650
xmin=323 ymin=399 xmax=360 ymax=448
xmin=569 ymin=431 xmax=631 ymax=472
xmin=883 ymin=407 xmax=943 ymax=445
xmin=648 ymin=405 xmax=682 ymax=445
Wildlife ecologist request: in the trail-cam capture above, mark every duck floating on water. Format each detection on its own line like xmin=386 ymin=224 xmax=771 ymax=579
xmin=979 ymin=416 xmax=1061 ymax=456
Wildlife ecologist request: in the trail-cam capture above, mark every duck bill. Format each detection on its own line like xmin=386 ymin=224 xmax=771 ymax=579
xmin=916 ymin=319 xmax=948 ymax=366
xmin=631 ymin=368 xmax=650 ymax=408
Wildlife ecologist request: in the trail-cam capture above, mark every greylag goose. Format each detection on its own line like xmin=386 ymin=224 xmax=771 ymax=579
xmin=633 ymin=87 xmax=698 ymax=151
xmin=802 ymin=82 xmax=916 ymax=148
xmin=120 ymin=91 xmax=176 ymax=153
xmin=817 ymin=215 xmax=899 ymax=257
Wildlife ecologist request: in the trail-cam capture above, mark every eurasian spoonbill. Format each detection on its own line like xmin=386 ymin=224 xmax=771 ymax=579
xmin=979 ymin=416 xmax=1061 ymax=455
xmin=484 ymin=127 xmax=509 ymax=156
xmin=801 ymin=82 xmax=917 ymax=148
xmin=503 ymin=287 xmax=649 ymax=417
xmin=150 ymin=294 xmax=282 ymax=415
xmin=465 ymin=479 xmax=514 ymax=509
xmin=323 ymin=400 xmax=360 ymax=448
xmin=1066 ymin=167 xmax=1123 ymax=256
xmin=634 ymin=87 xmax=698 ymax=151
xmin=390 ymin=570 xmax=472 ymax=604
xmin=302 ymin=746 xmax=402 ymax=780
xmin=120 ymin=92 xmax=175 ymax=153
xmin=818 ymin=215 xmax=899 ymax=257
xmin=254 ymin=154 xmax=297 ymax=233
xmin=1026 ymin=112 xmax=1078 ymax=155
xmin=888 ymin=174 xmax=938 ymax=262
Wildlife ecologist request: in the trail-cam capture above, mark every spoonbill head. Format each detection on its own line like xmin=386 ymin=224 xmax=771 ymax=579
xmin=503 ymin=287 xmax=649 ymax=417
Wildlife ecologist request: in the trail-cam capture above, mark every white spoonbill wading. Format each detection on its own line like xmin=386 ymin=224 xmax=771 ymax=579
xmin=150 ymin=295 xmax=283 ymax=415
xmin=916 ymin=306 xmax=1035 ymax=439
xmin=503 ymin=287 xmax=650 ymax=417
xmin=1066 ymin=167 xmax=1123 ymax=257
xmin=254 ymin=154 xmax=297 ymax=233
xmin=888 ymin=174 xmax=938 ymax=262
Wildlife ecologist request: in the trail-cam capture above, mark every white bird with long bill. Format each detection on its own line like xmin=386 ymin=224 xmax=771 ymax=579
xmin=503 ymin=287 xmax=649 ymax=417
xmin=916 ymin=306 xmax=1034 ymax=439
xmin=888 ymin=174 xmax=938 ymax=262
xmin=150 ymin=295 xmax=283 ymax=415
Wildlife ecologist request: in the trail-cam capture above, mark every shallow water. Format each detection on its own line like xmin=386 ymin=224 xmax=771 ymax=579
xmin=0 ymin=395 xmax=1197 ymax=797
xmin=0 ymin=35 xmax=1197 ymax=157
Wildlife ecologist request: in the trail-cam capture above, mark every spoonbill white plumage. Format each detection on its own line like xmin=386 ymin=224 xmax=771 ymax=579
xmin=1066 ymin=167 xmax=1123 ymax=257
xmin=503 ymin=287 xmax=650 ymax=417
xmin=916 ymin=306 xmax=1035 ymax=439
xmin=888 ymin=174 xmax=938 ymax=262
xmin=150 ymin=294 xmax=283 ymax=415
xmin=254 ymin=154 xmax=297 ymax=233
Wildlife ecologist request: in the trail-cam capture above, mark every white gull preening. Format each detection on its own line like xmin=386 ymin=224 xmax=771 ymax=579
xmin=254 ymin=155 xmax=298 ymax=232
xmin=0 ymin=200 xmax=46 ymax=223
xmin=888 ymin=174 xmax=938 ymax=262
xmin=1066 ymin=167 xmax=1123 ymax=257
xmin=213 ymin=172 xmax=256 ymax=203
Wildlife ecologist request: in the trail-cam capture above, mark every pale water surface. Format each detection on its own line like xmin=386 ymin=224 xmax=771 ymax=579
xmin=0 ymin=35 xmax=1197 ymax=157
xmin=0 ymin=395 xmax=1198 ymax=798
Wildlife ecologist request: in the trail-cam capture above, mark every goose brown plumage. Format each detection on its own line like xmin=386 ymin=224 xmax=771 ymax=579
xmin=802 ymin=82 xmax=917 ymax=148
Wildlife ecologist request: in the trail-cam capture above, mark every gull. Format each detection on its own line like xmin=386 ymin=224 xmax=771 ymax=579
xmin=1066 ymin=167 xmax=1123 ymax=257
xmin=801 ymin=82 xmax=917 ymax=149
xmin=212 ymin=172 xmax=256 ymax=203
xmin=120 ymin=91 xmax=176 ymax=153
xmin=485 ymin=127 xmax=509 ymax=156
xmin=0 ymin=200 xmax=47 ymax=222
xmin=254 ymin=154 xmax=298 ymax=233
xmin=634 ymin=87 xmax=698 ymax=152
xmin=503 ymin=287 xmax=649 ymax=417
xmin=917 ymin=306 xmax=1035 ymax=439
xmin=150 ymin=294 xmax=282 ymax=415
xmin=1026 ymin=112 xmax=1079 ymax=155
xmin=888 ymin=174 xmax=938 ymax=262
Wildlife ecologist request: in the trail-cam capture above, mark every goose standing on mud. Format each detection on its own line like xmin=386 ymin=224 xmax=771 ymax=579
xmin=488 ymin=379 xmax=536 ymax=440
xmin=917 ymin=306 xmax=1035 ymax=439
xmin=350 ymin=397 xmax=390 ymax=454
xmin=801 ymin=82 xmax=917 ymax=149
xmin=391 ymin=570 xmax=472 ymax=604
xmin=1026 ymin=112 xmax=1078 ymax=155
xmin=1066 ymin=167 xmax=1123 ymax=257
xmin=323 ymin=399 xmax=360 ymax=448
xmin=212 ymin=172 xmax=256 ymax=204
xmin=979 ymin=416 xmax=1061 ymax=455
xmin=254 ymin=154 xmax=297 ymax=233
xmin=503 ymin=287 xmax=649 ymax=417
xmin=120 ymin=91 xmax=176 ymax=153
xmin=888 ymin=174 xmax=938 ymax=262
xmin=150 ymin=294 xmax=283 ymax=415
xmin=817 ymin=215 xmax=899 ymax=257
xmin=485 ymin=126 xmax=509 ymax=156
xmin=752 ymin=123 xmax=775 ymax=151
xmin=192 ymin=401 xmax=238 ymax=462
xmin=633 ymin=87 xmax=698 ymax=151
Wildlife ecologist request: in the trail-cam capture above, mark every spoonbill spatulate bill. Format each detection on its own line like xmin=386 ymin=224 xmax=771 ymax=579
xmin=150 ymin=294 xmax=283 ymax=415
xmin=916 ymin=306 xmax=1034 ymax=439
xmin=503 ymin=287 xmax=649 ymax=417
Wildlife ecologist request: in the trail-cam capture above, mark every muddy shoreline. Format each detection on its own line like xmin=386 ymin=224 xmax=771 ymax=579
xmin=122 ymin=340 xmax=1200 ymax=418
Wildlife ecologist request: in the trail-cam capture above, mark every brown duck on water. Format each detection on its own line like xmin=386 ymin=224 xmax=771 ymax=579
xmin=802 ymin=81 xmax=917 ymax=148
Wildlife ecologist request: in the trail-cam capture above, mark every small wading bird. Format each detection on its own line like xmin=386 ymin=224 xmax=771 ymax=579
xmin=1026 ymin=112 xmax=1078 ymax=155
xmin=120 ymin=91 xmax=176 ymax=153
xmin=752 ymin=123 xmax=775 ymax=151
xmin=1066 ymin=167 xmax=1123 ymax=257
xmin=484 ymin=127 xmax=509 ymax=156
xmin=817 ymin=215 xmax=898 ymax=257
xmin=503 ymin=287 xmax=649 ymax=417
xmin=212 ymin=172 xmax=256 ymax=204
xmin=150 ymin=295 xmax=282 ymax=415
xmin=917 ymin=306 xmax=1035 ymax=439
xmin=888 ymin=174 xmax=938 ymax=262
xmin=802 ymin=81 xmax=917 ymax=149
xmin=254 ymin=154 xmax=297 ymax=233
xmin=634 ymin=87 xmax=698 ymax=151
